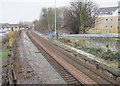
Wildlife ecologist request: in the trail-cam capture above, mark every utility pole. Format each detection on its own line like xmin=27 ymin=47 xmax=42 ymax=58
xmin=55 ymin=0 xmax=56 ymax=35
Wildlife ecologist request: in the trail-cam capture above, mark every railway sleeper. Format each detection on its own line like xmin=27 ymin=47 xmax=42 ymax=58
xmin=67 ymin=80 xmax=79 ymax=84
xmin=62 ymin=71 xmax=70 ymax=75
xmin=65 ymin=78 xmax=78 ymax=82
xmin=58 ymin=68 xmax=67 ymax=71
xmin=63 ymin=74 xmax=73 ymax=78
xmin=64 ymin=77 xmax=76 ymax=81
xmin=62 ymin=74 xmax=73 ymax=77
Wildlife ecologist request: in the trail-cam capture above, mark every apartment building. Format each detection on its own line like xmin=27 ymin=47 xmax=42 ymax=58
xmin=96 ymin=6 xmax=119 ymax=29
xmin=89 ymin=2 xmax=120 ymax=34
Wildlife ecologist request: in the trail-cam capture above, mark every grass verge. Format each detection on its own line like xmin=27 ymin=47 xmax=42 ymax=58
xmin=0 ymin=51 xmax=11 ymax=58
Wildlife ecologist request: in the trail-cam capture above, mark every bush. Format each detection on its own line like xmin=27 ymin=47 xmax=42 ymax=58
xmin=73 ymin=41 xmax=79 ymax=48
xmin=101 ymin=49 xmax=119 ymax=61
xmin=114 ymin=53 xmax=120 ymax=60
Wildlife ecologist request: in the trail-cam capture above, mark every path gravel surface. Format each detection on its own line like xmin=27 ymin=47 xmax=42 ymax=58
xmin=15 ymin=30 xmax=66 ymax=84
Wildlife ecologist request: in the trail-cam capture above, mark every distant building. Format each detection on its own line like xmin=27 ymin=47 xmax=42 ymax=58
xmin=95 ymin=6 xmax=119 ymax=29
xmin=19 ymin=21 xmax=33 ymax=29
xmin=1 ymin=23 xmax=20 ymax=31
xmin=118 ymin=1 xmax=120 ymax=33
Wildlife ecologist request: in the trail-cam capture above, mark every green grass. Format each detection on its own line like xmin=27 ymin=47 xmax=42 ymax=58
xmin=107 ymin=61 xmax=120 ymax=69
xmin=0 ymin=51 xmax=11 ymax=58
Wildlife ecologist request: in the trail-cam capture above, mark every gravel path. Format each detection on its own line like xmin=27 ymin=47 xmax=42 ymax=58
xmin=15 ymin=30 xmax=66 ymax=84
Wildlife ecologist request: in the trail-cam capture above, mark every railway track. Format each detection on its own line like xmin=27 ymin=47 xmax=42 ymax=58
xmin=27 ymin=30 xmax=118 ymax=85
xmin=27 ymin=31 xmax=81 ymax=85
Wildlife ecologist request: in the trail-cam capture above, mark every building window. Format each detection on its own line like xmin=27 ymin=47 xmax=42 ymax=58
xmin=106 ymin=26 xmax=108 ymax=28
xmin=111 ymin=26 xmax=112 ymax=28
xmin=111 ymin=19 xmax=113 ymax=21
xmin=118 ymin=19 xmax=120 ymax=21
xmin=106 ymin=19 xmax=108 ymax=21
xmin=118 ymin=26 xmax=119 ymax=29
xmin=106 ymin=12 xmax=108 ymax=14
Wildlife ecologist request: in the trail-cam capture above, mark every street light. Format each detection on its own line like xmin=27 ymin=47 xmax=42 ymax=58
xmin=55 ymin=0 xmax=57 ymax=36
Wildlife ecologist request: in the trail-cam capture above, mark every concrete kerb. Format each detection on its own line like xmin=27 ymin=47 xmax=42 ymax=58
xmin=54 ymin=40 xmax=120 ymax=80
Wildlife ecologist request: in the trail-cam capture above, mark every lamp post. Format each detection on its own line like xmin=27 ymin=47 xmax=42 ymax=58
xmin=55 ymin=0 xmax=56 ymax=35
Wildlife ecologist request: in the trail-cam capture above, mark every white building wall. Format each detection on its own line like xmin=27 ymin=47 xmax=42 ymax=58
xmin=96 ymin=14 xmax=118 ymax=29
xmin=113 ymin=9 xmax=118 ymax=16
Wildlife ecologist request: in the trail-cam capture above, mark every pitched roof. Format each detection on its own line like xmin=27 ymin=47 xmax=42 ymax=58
xmin=97 ymin=7 xmax=118 ymax=15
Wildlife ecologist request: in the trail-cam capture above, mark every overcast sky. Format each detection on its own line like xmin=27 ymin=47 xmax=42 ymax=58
xmin=0 ymin=0 xmax=120 ymax=23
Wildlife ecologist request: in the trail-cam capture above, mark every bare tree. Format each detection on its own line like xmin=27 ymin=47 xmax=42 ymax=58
xmin=69 ymin=0 xmax=99 ymax=33
xmin=62 ymin=8 xmax=78 ymax=33
xmin=34 ymin=0 xmax=99 ymax=34
xmin=34 ymin=7 xmax=64 ymax=34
